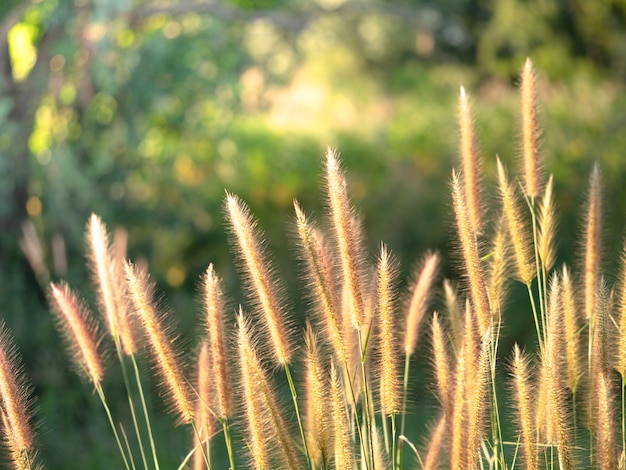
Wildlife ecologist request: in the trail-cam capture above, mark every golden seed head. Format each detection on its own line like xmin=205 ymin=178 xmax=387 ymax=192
xmin=86 ymin=214 xmax=136 ymax=355
xmin=521 ymin=57 xmax=542 ymax=197
xmin=583 ymin=164 xmax=602 ymax=322
xmin=125 ymin=263 xmax=194 ymax=424
xmin=430 ymin=312 xmax=452 ymax=415
xmin=376 ymin=244 xmax=400 ymax=415
xmin=451 ymin=169 xmax=491 ymax=336
xmin=48 ymin=282 xmax=105 ymax=385
xmin=496 ymin=157 xmax=535 ymax=285
xmin=325 ymin=148 xmax=365 ymax=330
xmin=225 ymin=191 xmax=292 ymax=365
xmin=329 ymin=360 xmax=354 ymax=470
xmin=294 ymin=200 xmax=345 ymax=364
xmin=193 ymin=339 xmax=214 ymax=470
xmin=86 ymin=214 xmax=119 ymax=340
xmin=560 ymin=265 xmax=582 ymax=391
xmin=423 ymin=415 xmax=447 ymax=470
xmin=202 ymin=264 xmax=233 ymax=419
xmin=236 ymin=310 xmax=300 ymax=469
xmin=538 ymin=175 xmax=557 ymax=271
xmin=304 ymin=323 xmax=331 ymax=467
xmin=458 ymin=86 xmax=483 ymax=233
xmin=487 ymin=218 xmax=510 ymax=318
xmin=511 ymin=344 xmax=538 ymax=470
xmin=0 ymin=323 xmax=36 ymax=466
xmin=404 ymin=251 xmax=440 ymax=356
xmin=617 ymin=243 xmax=626 ymax=377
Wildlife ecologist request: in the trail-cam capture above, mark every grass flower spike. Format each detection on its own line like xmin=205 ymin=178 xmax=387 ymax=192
xmin=48 ymin=282 xmax=105 ymax=385
xmin=521 ymin=57 xmax=542 ymax=198
xmin=458 ymin=86 xmax=484 ymax=234
xmin=125 ymin=262 xmax=194 ymax=424
xmin=325 ymin=148 xmax=366 ymax=330
xmin=225 ymin=192 xmax=292 ymax=366
xmin=0 ymin=323 xmax=37 ymax=470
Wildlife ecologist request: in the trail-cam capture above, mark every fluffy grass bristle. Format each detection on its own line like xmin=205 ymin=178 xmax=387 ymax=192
xmin=329 ymin=360 xmax=354 ymax=470
xmin=202 ymin=264 xmax=233 ymax=419
xmin=520 ymin=57 xmax=542 ymax=198
xmin=225 ymin=191 xmax=292 ymax=366
xmin=304 ymin=323 xmax=331 ymax=467
xmin=422 ymin=415 xmax=446 ymax=470
xmin=449 ymin=304 xmax=474 ymax=469
xmin=404 ymin=251 xmax=440 ymax=356
xmin=325 ymin=148 xmax=366 ymax=330
xmin=443 ymin=279 xmax=463 ymax=350
xmin=430 ymin=312 xmax=452 ymax=416
xmin=237 ymin=310 xmax=301 ymax=470
xmin=487 ymin=217 xmax=510 ymax=317
xmin=377 ymin=244 xmax=401 ymax=416
xmin=466 ymin=328 xmax=491 ymax=470
xmin=595 ymin=371 xmax=617 ymax=470
xmin=511 ymin=344 xmax=538 ymax=470
xmin=48 ymin=282 xmax=105 ymax=385
xmin=193 ymin=340 xmax=214 ymax=470
xmin=294 ymin=200 xmax=345 ymax=364
xmin=86 ymin=214 xmax=122 ymax=344
xmin=451 ymin=169 xmax=491 ymax=336
xmin=496 ymin=157 xmax=534 ymax=285
xmin=560 ymin=265 xmax=582 ymax=392
xmin=583 ymin=164 xmax=602 ymax=322
xmin=538 ymin=175 xmax=557 ymax=271
xmin=545 ymin=273 xmax=573 ymax=469
xmin=0 ymin=323 xmax=37 ymax=470
xmin=617 ymin=243 xmax=626 ymax=377
xmin=125 ymin=262 xmax=194 ymax=424
xmin=458 ymin=86 xmax=484 ymax=234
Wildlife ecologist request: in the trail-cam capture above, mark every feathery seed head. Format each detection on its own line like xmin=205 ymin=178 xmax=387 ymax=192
xmin=293 ymin=200 xmax=345 ymax=364
xmin=86 ymin=214 xmax=120 ymax=341
xmin=617 ymin=242 xmax=626 ymax=377
xmin=0 ymin=323 xmax=37 ymax=468
xmin=451 ymin=169 xmax=491 ymax=335
xmin=496 ymin=157 xmax=535 ymax=285
xmin=237 ymin=309 xmax=301 ymax=470
xmin=458 ymin=86 xmax=483 ymax=233
xmin=595 ymin=371 xmax=617 ymax=470
xmin=443 ymin=279 xmax=463 ymax=350
xmin=538 ymin=175 xmax=557 ymax=271
xmin=325 ymin=148 xmax=366 ymax=330
xmin=202 ymin=264 xmax=233 ymax=419
xmin=376 ymin=244 xmax=400 ymax=415
xmin=225 ymin=192 xmax=292 ymax=365
xmin=545 ymin=273 xmax=574 ymax=469
xmin=430 ymin=312 xmax=452 ymax=415
xmin=193 ymin=339 xmax=214 ymax=470
xmin=583 ymin=164 xmax=602 ymax=322
xmin=404 ymin=251 xmax=440 ymax=356
xmin=86 ymin=215 xmax=136 ymax=355
xmin=423 ymin=415 xmax=447 ymax=470
xmin=466 ymin=329 xmax=492 ymax=470
xmin=236 ymin=311 xmax=270 ymax=470
xmin=125 ymin=262 xmax=194 ymax=424
xmin=487 ymin=218 xmax=510 ymax=318
xmin=48 ymin=282 xmax=105 ymax=385
xmin=511 ymin=344 xmax=538 ymax=470
xmin=521 ymin=57 xmax=542 ymax=197
xmin=329 ymin=360 xmax=354 ymax=470
xmin=560 ymin=265 xmax=582 ymax=391
xmin=304 ymin=323 xmax=331 ymax=467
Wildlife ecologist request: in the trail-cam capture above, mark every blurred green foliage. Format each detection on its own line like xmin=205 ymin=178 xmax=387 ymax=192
xmin=1 ymin=0 xmax=625 ymax=467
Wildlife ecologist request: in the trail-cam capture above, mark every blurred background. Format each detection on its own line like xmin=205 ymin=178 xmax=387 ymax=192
xmin=1 ymin=0 xmax=626 ymax=467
